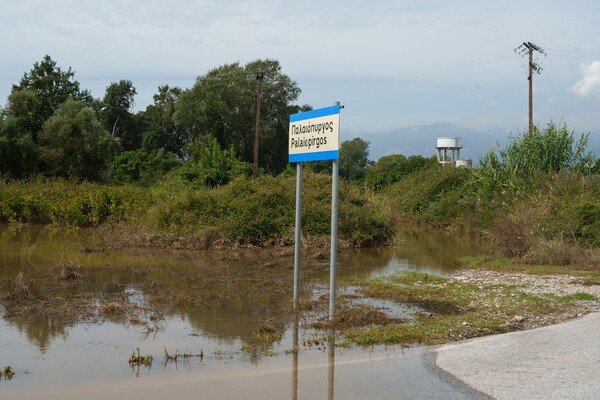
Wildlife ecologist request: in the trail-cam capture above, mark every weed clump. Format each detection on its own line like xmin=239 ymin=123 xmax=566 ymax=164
xmin=314 ymin=304 xmax=403 ymax=330
xmin=128 ymin=348 xmax=153 ymax=368
xmin=162 ymin=347 xmax=204 ymax=365
xmin=100 ymin=301 xmax=125 ymax=316
xmin=252 ymin=326 xmax=283 ymax=344
xmin=0 ymin=366 xmax=15 ymax=381
xmin=51 ymin=261 xmax=83 ymax=281
xmin=3 ymin=272 xmax=34 ymax=302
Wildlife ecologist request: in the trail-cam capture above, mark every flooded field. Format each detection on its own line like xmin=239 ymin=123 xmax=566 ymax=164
xmin=0 ymin=225 xmax=485 ymax=399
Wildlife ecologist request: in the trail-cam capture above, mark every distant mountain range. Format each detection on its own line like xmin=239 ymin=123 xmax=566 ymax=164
xmin=347 ymin=122 xmax=600 ymax=163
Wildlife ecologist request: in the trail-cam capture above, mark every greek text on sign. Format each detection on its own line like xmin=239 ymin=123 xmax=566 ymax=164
xmin=289 ymin=105 xmax=340 ymax=162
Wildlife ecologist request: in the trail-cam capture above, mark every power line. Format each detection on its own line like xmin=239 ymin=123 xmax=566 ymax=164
xmin=545 ymin=47 xmax=600 ymax=59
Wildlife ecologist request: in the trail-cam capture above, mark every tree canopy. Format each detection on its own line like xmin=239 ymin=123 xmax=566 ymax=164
xmin=8 ymin=55 xmax=92 ymax=141
xmin=100 ymin=80 xmax=139 ymax=150
xmin=39 ymin=99 xmax=119 ymax=180
xmin=175 ymin=59 xmax=302 ymax=174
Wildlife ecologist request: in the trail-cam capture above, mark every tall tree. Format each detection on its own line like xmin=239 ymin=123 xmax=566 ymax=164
xmin=7 ymin=55 xmax=92 ymax=141
xmin=39 ymin=100 xmax=119 ymax=181
xmin=339 ymin=138 xmax=371 ymax=181
xmin=100 ymin=80 xmax=139 ymax=150
xmin=140 ymin=85 xmax=186 ymax=156
xmin=174 ymin=59 xmax=301 ymax=174
xmin=0 ymin=116 xmax=39 ymax=178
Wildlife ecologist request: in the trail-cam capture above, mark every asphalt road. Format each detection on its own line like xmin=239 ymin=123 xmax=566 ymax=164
xmin=434 ymin=312 xmax=600 ymax=400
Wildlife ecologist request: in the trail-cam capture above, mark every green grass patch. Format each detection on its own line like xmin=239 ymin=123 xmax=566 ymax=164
xmin=460 ymin=255 xmax=577 ymax=275
xmin=390 ymin=271 xmax=446 ymax=285
xmin=338 ymin=273 xmax=597 ymax=346
xmin=560 ymin=292 xmax=597 ymax=302
xmin=252 ymin=327 xmax=283 ymax=344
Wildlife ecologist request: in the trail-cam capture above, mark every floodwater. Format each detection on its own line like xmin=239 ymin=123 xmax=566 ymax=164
xmin=0 ymin=225 xmax=486 ymax=399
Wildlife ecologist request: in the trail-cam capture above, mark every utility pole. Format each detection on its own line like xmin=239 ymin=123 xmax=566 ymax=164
xmin=253 ymin=71 xmax=265 ymax=180
xmin=516 ymin=42 xmax=545 ymax=135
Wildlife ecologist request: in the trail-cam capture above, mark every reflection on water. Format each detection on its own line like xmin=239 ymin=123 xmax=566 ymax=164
xmin=0 ymin=224 xmax=484 ymax=397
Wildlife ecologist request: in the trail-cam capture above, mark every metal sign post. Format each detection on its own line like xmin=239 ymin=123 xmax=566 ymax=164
xmin=329 ymin=158 xmax=338 ymax=320
xmin=289 ymin=104 xmax=341 ymax=320
xmin=293 ymin=162 xmax=302 ymax=309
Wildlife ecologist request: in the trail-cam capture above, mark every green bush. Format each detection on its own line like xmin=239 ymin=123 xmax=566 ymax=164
xmin=384 ymin=164 xmax=471 ymax=225
xmin=364 ymin=155 xmax=437 ymax=190
xmin=180 ymin=135 xmax=251 ymax=188
xmin=574 ymin=202 xmax=600 ymax=248
xmin=148 ymin=172 xmax=396 ymax=246
xmin=112 ymin=149 xmax=179 ymax=184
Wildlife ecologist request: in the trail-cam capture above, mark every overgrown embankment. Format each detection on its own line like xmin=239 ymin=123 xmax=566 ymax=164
xmin=0 ymin=173 xmax=396 ymax=248
xmin=1 ymin=123 xmax=599 ymax=259
xmin=380 ymin=123 xmax=600 ymax=267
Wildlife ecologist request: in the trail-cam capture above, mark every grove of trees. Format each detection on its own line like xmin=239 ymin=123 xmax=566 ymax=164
xmin=0 ymin=56 xmax=304 ymax=184
xmin=0 ymin=55 xmax=434 ymax=187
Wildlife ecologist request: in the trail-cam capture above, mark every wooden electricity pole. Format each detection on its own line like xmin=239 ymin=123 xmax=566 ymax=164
xmin=253 ymin=71 xmax=265 ymax=180
xmin=517 ymin=42 xmax=545 ymax=135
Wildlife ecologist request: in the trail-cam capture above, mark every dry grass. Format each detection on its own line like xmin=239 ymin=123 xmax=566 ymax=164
xmin=175 ymin=293 xmax=191 ymax=307
xmin=491 ymin=217 xmax=530 ymax=258
xmin=100 ymin=301 xmax=125 ymax=316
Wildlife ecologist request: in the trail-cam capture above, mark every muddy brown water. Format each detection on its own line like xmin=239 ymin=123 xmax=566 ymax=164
xmin=0 ymin=225 xmax=486 ymax=399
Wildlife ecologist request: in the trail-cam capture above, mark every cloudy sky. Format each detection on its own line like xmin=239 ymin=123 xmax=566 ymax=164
xmin=2 ymin=0 xmax=600 ymax=140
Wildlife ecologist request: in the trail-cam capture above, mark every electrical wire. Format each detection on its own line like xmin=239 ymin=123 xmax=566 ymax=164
xmin=545 ymin=47 xmax=600 ymax=60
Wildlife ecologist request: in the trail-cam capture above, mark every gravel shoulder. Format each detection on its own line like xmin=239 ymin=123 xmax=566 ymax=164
xmin=450 ymin=269 xmax=600 ymax=329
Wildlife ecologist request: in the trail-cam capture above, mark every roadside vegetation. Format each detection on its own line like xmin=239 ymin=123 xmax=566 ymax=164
xmin=2 ymin=56 xmax=599 ymax=261
xmin=382 ymin=122 xmax=600 ymax=267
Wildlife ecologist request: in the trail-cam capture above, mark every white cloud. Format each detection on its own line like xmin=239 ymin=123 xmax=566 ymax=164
xmin=572 ymin=61 xmax=600 ymax=96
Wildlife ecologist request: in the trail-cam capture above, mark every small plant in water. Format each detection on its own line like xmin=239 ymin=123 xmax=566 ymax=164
xmin=252 ymin=326 xmax=283 ymax=344
xmin=0 ymin=366 xmax=15 ymax=381
xmin=128 ymin=348 xmax=153 ymax=368
xmin=162 ymin=347 xmax=204 ymax=366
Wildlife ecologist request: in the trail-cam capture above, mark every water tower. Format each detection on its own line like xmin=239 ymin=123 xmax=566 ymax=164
xmin=436 ymin=137 xmax=462 ymax=166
